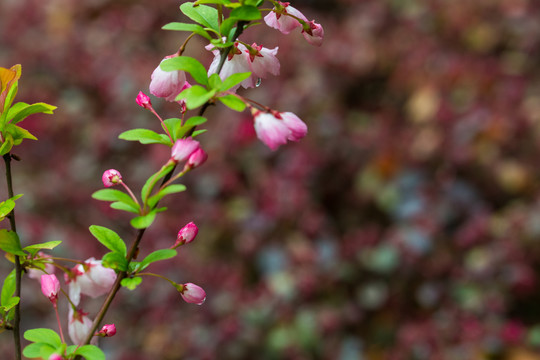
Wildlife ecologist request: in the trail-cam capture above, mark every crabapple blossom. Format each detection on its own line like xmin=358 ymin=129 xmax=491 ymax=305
xmin=102 ymin=169 xmax=122 ymax=187
xmin=264 ymin=2 xmax=308 ymax=34
xmin=171 ymin=138 xmax=201 ymax=163
xmin=185 ymin=148 xmax=208 ymax=170
xmin=40 ymin=274 xmax=60 ymax=304
xmin=68 ymin=307 xmax=95 ymax=345
xmin=252 ymin=110 xmax=307 ymax=150
xmin=173 ymin=222 xmax=198 ymax=248
xmin=136 ymin=91 xmax=152 ymax=109
xmin=28 ymin=252 xmax=55 ymax=280
xmin=179 ymin=283 xmax=206 ymax=305
xmin=97 ymin=324 xmax=116 ymax=337
xmin=149 ymin=56 xmax=189 ymax=102
xmin=49 ymin=354 xmax=63 ymax=360
xmin=64 ymin=258 xmax=117 ymax=306
xmin=302 ymin=20 xmax=324 ymax=47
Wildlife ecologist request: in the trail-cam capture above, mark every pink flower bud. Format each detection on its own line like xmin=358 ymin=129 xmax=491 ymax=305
xmin=136 ymin=91 xmax=152 ymax=109
xmin=302 ymin=20 xmax=324 ymax=47
xmin=40 ymin=274 xmax=60 ymax=304
xmin=173 ymin=222 xmax=198 ymax=248
xmin=49 ymin=354 xmax=63 ymax=360
xmin=171 ymin=138 xmax=200 ymax=163
xmin=97 ymin=323 xmax=116 ymax=337
xmin=186 ymin=148 xmax=208 ymax=170
xmin=280 ymin=112 xmax=308 ymax=141
xmin=180 ymin=283 xmax=206 ymax=305
xmin=102 ymin=169 xmax=122 ymax=188
xmin=264 ymin=2 xmax=308 ymax=34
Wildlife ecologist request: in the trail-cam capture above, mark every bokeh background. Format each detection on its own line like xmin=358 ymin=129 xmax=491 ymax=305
xmin=2 ymin=0 xmax=540 ymax=359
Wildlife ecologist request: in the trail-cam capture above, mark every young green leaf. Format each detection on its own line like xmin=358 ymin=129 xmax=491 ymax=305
xmin=1 ymin=296 xmax=19 ymax=311
xmin=208 ymin=73 xmax=223 ymax=89
xmin=118 ymin=128 xmax=171 ymax=145
xmin=230 ymin=5 xmax=261 ymax=21
xmin=92 ymin=188 xmax=137 ymax=205
xmin=192 ymin=129 xmax=208 ymax=137
xmin=23 ymin=240 xmax=62 ymax=256
xmin=194 ymin=0 xmax=231 ymax=5
xmin=1 ymin=269 xmax=16 ymax=307
xmin=24 ymin=328 xmax=62 ymax=347
xmin=8 ymin=102 xmax=56 ymax=125
xmin=0 ymin=198 xmax=16 ymax=221
xmin=162 ymin=22 xmax=212 ymax=40
xmin=139 ymin=249 xmax=177 ymax=271
xmin=22 ymin=343 xmax=49 ymax=359
xmin=0 ymin=229 xmax=24 ymax=256
xmin=110 ymin=201 xmax=140 ymax=214
xmin=160 ymin=56 xmax=208 ymax=86
xmin=220 ymin=72 xmax=251 ymax=91
xmin=89 ymin=225 xmax=127 ymax=256
xmin=147 ymin=184 xmax=187 ymax=208
xmin=0 ymin=133 xmax=14 ymax=156
xmin=141 ymin=164 xmax=175 ymax=203
xmin=101 ymin=251 xmax=128 ymax=272
xmin=73 ymin=345 xmax=106 ymax=360
xmin=164 ymin=118 xmax=183 ymax=142
xmin=121 ymin=276 xmax=142 ymax=291
xmin=177 ymin=85 xmax=216 ymax=109
xmin=179 ymin=2 xmax=219 ymax=32
xmin=218 ymin=94 xmax=247 ymax=112
xmin=130 ymin=211 xmax=158 ymax=229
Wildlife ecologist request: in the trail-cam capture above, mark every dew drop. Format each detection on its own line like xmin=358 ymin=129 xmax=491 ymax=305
xmin=256 ymin=78 xmax=262 ymax=87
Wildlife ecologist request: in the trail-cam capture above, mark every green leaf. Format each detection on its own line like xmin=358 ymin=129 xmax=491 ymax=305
xmin=8 ymin=102 xmax=56 ymax=124
xmin=130 ymin=211 xmax=157 ymax=229
xmin=0 ymin=199 xmax=16 ymax=221
xmin=121 ymin=276 xmax=142 ymax=290
xmin=163 ymin=118 xmax=182 ymax=142
xmin=177 ymin=85 xmax=216 ymax=109
xmin=161 ymin=56 xmax=208 ymax=86
xmin=89 ymin=225 xmax=127 ymax=256
xmin=162 ymin=22 xmax=212 ymax=40
xmin=1 ymin=296 xmax=19 ymax=311
xmin=141 ymin=164 xmax=175 ymax=203
xmin=230 ymin=5 xmax=261 ymax=20
xmin=180 ymin=2 xmax=219 ymax=31
xmin=0 ymin=133 xmax=14 ymax=156
xmin=22 ymin=343 xmax=47 ymax=358
xmin=208 ymin=73 xmax=223 ymax=89
xmin=92 ymin=189 xmax=139 ymax=209
xmin=148 ymin=184 xmax=187 ymax=208
xmin=23 ymin=240 xmax=62 ymax=256
xmin=218 ymin=94 xmax=247 ymax=112
xmin=1 ymin=269 xmax=16 ymax=307
xmin=194 ymin=0 xmax=231 ymax=5
xmin=3 ymin=82 xmax=19 ymax=118
xmin=118 ymin=128 xmax=171 ymax=145
xmin=192 ymin=129 xmax=207 ymax=137
xmin=220 ymin=18 xmax=237 ymax=42
xmin=74 ymin=345 xmax=106 ymax=360
xmin=110 ymin=201 xmax=140 ymax=214
xmin=185 ymin=116 xmax=208 ymax=127
xmin=24 ymin=328 xmax=62 ymax=347
xmin=220 ymin=72 xmax=251 ymax=91
xmin=0 ymin=229 xmax=24 ymax=256
xmin=101 ymin=251 xmax=128 ymax=272
xmin=139 ymin=249 xmax=177 ymax=271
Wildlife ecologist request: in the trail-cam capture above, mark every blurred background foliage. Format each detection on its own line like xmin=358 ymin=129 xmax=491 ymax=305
xmin=3 ymin=0 xmax=540 ymax=359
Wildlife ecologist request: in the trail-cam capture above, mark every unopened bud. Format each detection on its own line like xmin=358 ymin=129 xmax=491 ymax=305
xmin=102 ymin=169 xmax=122 ymax=188
xmin=136 ymin=91 xmax=152 ymax=109
xmin=97 ymin=323 xmax=116 ymax=337
xmin=172 ymin=222 xmax=198 ymax=248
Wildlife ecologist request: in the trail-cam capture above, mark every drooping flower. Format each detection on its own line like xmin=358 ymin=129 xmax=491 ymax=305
xmin=280 ymin=112 xmax=308 ymax=141
xmin=302 ymin=20 xmax=324 ymax=47
xmin=252 ymin=110 xmax=308 ymax=150
xmin=68 ymin=307 xmax=95 ymax=345
xmin=245 ymin=43 xmax=280 ymax=81
xmin=40 ymin=274 xmax=60 ymax=304
xmin=173 ymin=222 xmax=199 ymax=248
xmin=102 ymin=169 xmax=122 ymax=188
xmin=97 ymin=324 xmax=116 ymax=337
xmin=179 ymin=283 xmax=206 ymax=305
xmin=136 ymin=91 xmax=152 ymax=109
xmin=171 ymin=138 xmax=201 ymax=163
xmin=64 ymin=258 xmax=117 ymax=306
xmin=149 ymin=56 xmax=188 ymax=102
xmin=264 ymin=2 xmax=308 ymax=34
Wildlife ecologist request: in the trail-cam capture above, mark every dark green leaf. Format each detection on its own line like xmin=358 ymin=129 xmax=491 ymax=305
xmin=89 ymin=225 xmax=127 ymax=256
xmin=230 ymin=5 xmax=261 ymax=20
xmin=0 ymin=229 xmax=24 ymax=256
xmin=180 ymin=2 xmax=219 ymax=31
xmin=177 ymin=86 xmax=216 ymax=109
xmin=161 ymin=56 xmax=208 ymax=86
xmin=1 ymin=269 xmax=16 ymax=307
xmin=101 ymin=251 xmax=128 ymax=272
xmin=118 ymin=129 xmax=171 ymax=145
xmin=148 ymin=184 xmax=187 ymax=208
xmin=74 ymin=345 xmax=106 ymax=360
xmin=162 ymin=22 xmax=212 ymax=40
xmin=121 ymin=277 xmax=142 ymax=291
xmin=8 ymin=103 xmax=56 ymax=125
xmin=218 ymin=95 xmax=247 ymax=112
xmin=139 ymin=249 xmax=177 ymax=271
xmin=24 ymin=328 xmax=62 ymax=347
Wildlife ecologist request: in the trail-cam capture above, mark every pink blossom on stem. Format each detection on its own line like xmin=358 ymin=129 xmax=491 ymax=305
xmin=252 ymin=110 xmax=308 ymax=150
xmin=245 ymin=43 xmax=280 ymax=80
xmin=102 ymin=169 xmax=122 ymax=188
xmin=68 ymin=307 xmax=95 ymax=345
xmin=280 ymin=112 xmax=308 ymax=141
xmin=173 ymin=222 xmax=199 ymax=248
xmin=97 ymin=324 xmax=116 ymax=337
xmin=302 ymin=20 xmax=324 ymax=47
xmin=185 ymin=148 xmax=208 ymax=170
xmin=264 ymin=2 xmax=308 ymax=34
xmin=136 ymin=91 xmax=152 ymax=109
xmin=65 ymin=258 xmax=117 ymax=306
xmin=149 ymin=56 xmax=188 ymax=102
xmin=171 ymin=138 xmax=201 ymax=163
xmin=28 ymin=252 xmax=55 ymax=280
xmin=49 ymin=354 xmax=63 ymax=360
xmin=40 ymin=274 xmax=60 ymax=304
xmin=179 ymin=283 xmax=206 ymax=305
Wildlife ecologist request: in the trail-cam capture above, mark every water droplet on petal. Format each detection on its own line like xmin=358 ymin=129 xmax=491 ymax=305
xmin=256 ymin=78 xmax=262 ymax=87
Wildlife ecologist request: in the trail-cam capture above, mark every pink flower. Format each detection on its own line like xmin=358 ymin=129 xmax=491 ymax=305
xmin=264 ymin=2 xmax=308 ymax=34
xmin=302 ymin=20 xmax=324 ymax=47
xmin=136 ymin=91 xmax=152 ymax=109
xmin=28 ymin=252 xmax=55 ymax=280
xmin=68 ymin=307 xmax=95 ymax=345
xmin=40 ymin=274 xmax=60 ymax=304
xmin=102 ymin=169 xmax=122 ymax=188
xmin=49 ymin=354 xmax=63 ymax=360
xmin=149 ymin=56 xmax=188 ymax=102
xmin=252 ymin=110 xmax=307 ymax=150
xmin=97 ymin=324 xmax=116 ymax=337
xmin=65 ymin=258 xmax=117 ymax=306
xmin=173 ymin=222 xmax=199 ymax=248
xmin=171 ymin=138 xmax=200 ymax=163
xmin=186 ymin=148 xmax=208 ymax=170
xmin=180 ymin=283 xmax=206 ymax=305
xmin=245 ymin=43 xmax=280 ymax=81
